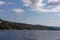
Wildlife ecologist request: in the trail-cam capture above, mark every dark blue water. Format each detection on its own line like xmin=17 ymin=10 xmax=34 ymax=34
xmin=0 ymin=30 xmax=60 ymax=40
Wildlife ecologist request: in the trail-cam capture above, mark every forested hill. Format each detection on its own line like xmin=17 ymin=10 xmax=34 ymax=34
xmin=0 ymin=19 xmax=48 ymax=30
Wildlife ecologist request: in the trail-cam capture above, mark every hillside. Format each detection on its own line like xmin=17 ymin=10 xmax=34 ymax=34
xmin=0 ymin=19 xmax=48 ymax=30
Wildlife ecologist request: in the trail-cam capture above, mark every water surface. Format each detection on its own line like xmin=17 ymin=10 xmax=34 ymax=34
xmin=0 ymin=30 xmax=60 ymax=40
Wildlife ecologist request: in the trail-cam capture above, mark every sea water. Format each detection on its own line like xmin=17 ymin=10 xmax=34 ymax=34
xmin=0 ymin=30 xmax=60 ymax=40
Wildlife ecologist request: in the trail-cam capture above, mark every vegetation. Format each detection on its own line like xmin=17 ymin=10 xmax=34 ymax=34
xmin=0 ymin=19 xmax=48 ymax=30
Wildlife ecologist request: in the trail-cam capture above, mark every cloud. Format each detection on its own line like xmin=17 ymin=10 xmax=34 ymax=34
xmin=48 ymin=0 xmax=59 ymax=2
xmin=13 ymin=8 xmax=24 ymax=13
xmin=22 ymin=0 xmax=60 ymax=12
xmin=48 ymin=0 xmax=60 ymax=6
xmin=48 ymin=2 xmax=60 ymax=6
xmin=51 ymin=5 xmax=60 ymax=12
xmin=0 ymin=1 xmax=12 ymax=5
xmin=22 ymin=0 xmax=45 ymax=8
xmin=30 ymin=5 xmax=60 ymax=12
xmin=30 ymin=8 xmax=51 ymax=12
xmin=0 ymin=1 xmax=6 ymax=5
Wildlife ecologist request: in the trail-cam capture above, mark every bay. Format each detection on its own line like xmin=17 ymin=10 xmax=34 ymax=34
xmin=0 ymin=30 xmax=60 ymax=40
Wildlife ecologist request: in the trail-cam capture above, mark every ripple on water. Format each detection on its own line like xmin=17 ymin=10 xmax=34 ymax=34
xmin=0 ymin=30 xmax=60 ymax=40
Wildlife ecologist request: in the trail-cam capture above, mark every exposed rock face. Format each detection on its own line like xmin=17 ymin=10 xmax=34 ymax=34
xmin=0 ymin=19 xmax=48 ymax=30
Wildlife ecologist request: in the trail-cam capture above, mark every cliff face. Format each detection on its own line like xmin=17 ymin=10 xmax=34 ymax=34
xmin=0 ymin=19 xmax=48 ymax=30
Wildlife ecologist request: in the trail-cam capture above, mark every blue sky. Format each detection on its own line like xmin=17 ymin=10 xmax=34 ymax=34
xmin=0 ymin=0 xmax=60 ymax=26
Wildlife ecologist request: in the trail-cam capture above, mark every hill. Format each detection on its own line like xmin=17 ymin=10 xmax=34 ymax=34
xmin=0 ymin=19 xmax=48 ymax=30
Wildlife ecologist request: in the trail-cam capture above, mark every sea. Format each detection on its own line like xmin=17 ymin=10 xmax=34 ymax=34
xmin=0 ymin=30 xmax=60 ymax=40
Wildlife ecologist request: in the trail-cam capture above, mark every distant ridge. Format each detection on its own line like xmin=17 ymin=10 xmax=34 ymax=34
xmin=0 ymin=18 xmax=60 ymax=30
xmin=0 ymin=19 xmax=48 ymax=30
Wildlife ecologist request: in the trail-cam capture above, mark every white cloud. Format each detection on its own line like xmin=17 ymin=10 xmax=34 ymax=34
xmin=22 ymin=0 xmax=60 ymax=12
xmin=48 ymin=0 xmax=59 ymax=2
xmin=30 ymin=8 xmax=50 ymax=12
xmin=0 ymin=1 xmax=6 ymax=5
xmin=13 ymin=8 xmax=24 ymax=13
xmin=30 ymin=5 xmax=60 ymax=12
xmin=0 ymin=1 xmax=12 ymax=5
xmin=51 ymin=5 xmax=60 ymax=12
xmin=48 ymin=0 xmax=60 ymax=6
xmin=22 ymin=0 xmax=45 ymax=8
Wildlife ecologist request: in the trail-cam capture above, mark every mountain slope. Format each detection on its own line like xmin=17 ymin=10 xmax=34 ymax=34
xmin=0 ymin=19 xmax=48 ymax=30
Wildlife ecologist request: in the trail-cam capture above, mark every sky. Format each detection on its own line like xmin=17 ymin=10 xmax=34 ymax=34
xmin=0 ymin=0 xmax=60 ymax=26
